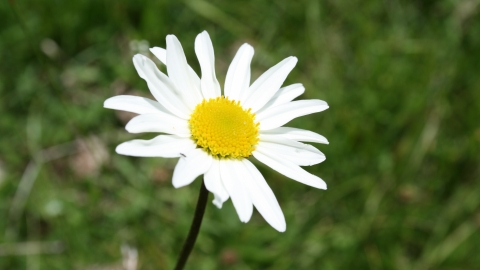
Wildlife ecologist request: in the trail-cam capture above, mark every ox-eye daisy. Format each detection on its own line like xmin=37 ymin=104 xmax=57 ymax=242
xmin=105 ymin=31 xmax=328 ymax=232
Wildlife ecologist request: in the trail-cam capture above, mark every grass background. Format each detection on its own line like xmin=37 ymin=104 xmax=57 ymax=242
xmin=1 ymin=0 xmax=480 ymax=269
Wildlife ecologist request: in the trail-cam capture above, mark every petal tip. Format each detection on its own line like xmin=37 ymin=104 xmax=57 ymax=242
xmin=133 ymin=54 xmax=145 ymax=64
xmin=271 ymin=220 xmax=286 ymax=232
xmin=124 ymin=123 xmax=134 ymax=133
xmin=115 ymin=144 xmax=127 ymax=155
xmin=172 ymin=177 xmax=185 ymax=188
xmin=241 ymin=43 xmax=254 ymax=51
xmin=166 ymin=34 xmax=179 ymax=43
xmin=103 ymin=98 xmax=112 ymax=109
xmin=212 ymin=200 xmax=223 ymax=209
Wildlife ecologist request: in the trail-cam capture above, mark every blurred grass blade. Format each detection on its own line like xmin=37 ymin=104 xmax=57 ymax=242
xmin=183 ymin=0 xmax=252 ymax=36
xmin=0 ymin=241 xmax=64 ymax=256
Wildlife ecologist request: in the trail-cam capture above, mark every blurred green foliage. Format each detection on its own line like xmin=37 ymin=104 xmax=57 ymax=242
xmin=1 ymin=0 xmax=480 ymax=269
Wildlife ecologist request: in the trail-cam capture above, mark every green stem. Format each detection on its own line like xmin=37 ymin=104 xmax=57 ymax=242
xmin=174 ymin=180 xmax=209 ymax=270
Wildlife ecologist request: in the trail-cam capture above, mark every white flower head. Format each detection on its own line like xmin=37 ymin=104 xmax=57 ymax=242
xmin=104 ymin=31 xmax=329 ymax=232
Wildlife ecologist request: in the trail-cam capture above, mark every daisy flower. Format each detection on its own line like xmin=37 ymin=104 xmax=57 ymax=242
xmin=104 ymin=31 xmax=329 ymax=232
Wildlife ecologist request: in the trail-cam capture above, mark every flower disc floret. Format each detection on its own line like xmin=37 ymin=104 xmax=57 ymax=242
xmin=189 ymin=96 xmax=259 ymax=159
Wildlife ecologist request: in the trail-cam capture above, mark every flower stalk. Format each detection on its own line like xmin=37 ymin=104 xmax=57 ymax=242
xmin=174 ymin=180 xmax=209 ymax=270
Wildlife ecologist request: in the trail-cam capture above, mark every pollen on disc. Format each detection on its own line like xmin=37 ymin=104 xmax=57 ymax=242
xmin=189 ymin=96 xmax=259 ymax=159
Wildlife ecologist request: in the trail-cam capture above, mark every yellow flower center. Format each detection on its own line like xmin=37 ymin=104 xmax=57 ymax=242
xmin=189 ymin=96 xmax=259 ymax=159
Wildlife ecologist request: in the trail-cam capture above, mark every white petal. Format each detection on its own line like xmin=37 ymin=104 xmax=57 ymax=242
xmin=243 ymin=57 xmax=298 ymax=112
xmin=219 ymin=159 xmax=253 ymax=222
xmin=261 ymin=127 xmax=329 ymax=144
xmin=133 ymin=54 xmax=191 ymax=119
xmin=257 ymin=135 xmax=325 ymax=166
xmin=256 ymin=83 xmax=304 ymax=113
xmin=125 ymin=113 xmax=190 ymax=137
xmin=172 ymin=149 xmax=212 ymax=188
xmin=241 ymin=159 xmax=286 ymax=232
xmin=204 ymin=159 xmax=229 ymax=208
xmin=104 ymin=95 xmax=169 ymax=115
xmin=225 ymin=44 xmax=254 ymax=101
xmin=116 ymin=135 xmax=196 ymax=158
xmin=166 ymin=35 xmax=203 ymax=109
xmin=195 ymin=31 xmax=221 ymax=99
xmin=256 ymin=139 xmax=325 ymax=166
xmin=253 ymin=150 xmax=327 ymax=190
xmin=150 ymin=47 xmax=167 ymax=64
xmin=150 ymin=47 xmax=202 ymax=89
xmin=257 ymin=100 xmax=329 ymax=130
